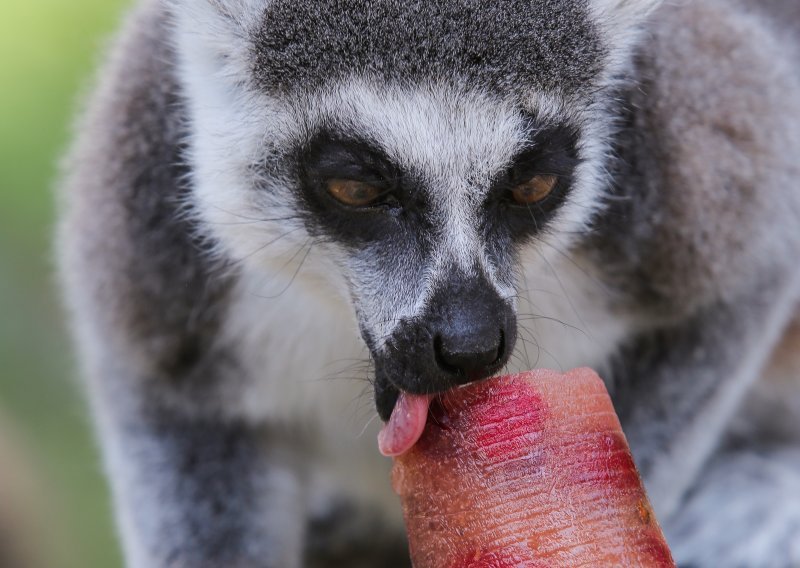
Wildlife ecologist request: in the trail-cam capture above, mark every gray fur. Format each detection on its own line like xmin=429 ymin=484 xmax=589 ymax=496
xmin=100 ymin=410 xmax=308 ymax=567
xmin=57 ymin=1 xmax=237 ymax=415
xmin=666 ymin=446 xmax=800 ymax=567
xmin=252 ymin=0 xmax=605 ymax=97
xmin=57 ymin=0 xmax=800 ymax=566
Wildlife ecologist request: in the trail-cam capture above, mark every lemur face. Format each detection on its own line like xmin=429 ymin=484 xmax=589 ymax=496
xmin=173 ymin=0 xmax=658 ymax=419
xmin=289 ymin=91 xmax=583 ymax=420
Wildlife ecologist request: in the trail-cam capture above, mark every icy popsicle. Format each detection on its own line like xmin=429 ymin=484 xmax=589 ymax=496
xmin=389 ymin=368 xmax=675 ymax=567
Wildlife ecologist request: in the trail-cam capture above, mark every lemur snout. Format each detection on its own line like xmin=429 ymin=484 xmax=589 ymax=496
xmin=424 ymin=274 xmax=515 ymax=387
xmin=373 ymin=274 xmax=517 ymax=420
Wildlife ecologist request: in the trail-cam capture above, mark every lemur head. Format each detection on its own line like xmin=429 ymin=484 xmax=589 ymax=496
xmin=170 ymin=0 xmax=660 ymax=420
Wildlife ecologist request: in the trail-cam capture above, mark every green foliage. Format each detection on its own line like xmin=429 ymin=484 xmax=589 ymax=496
xmin=0 ymin=1 xmax=131 ymax=566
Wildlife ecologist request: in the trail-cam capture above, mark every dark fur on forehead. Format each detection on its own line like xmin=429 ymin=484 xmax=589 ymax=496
xmin=252 ymin=0 xmax=607 ymax=97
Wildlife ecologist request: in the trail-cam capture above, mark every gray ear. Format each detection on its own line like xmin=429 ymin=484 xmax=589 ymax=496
xmin=168 ymin=0 xmax=266 ymax=21
xmin=592 ymin=0 xmax=662 ymax=20
xmin=167 ymin=0 xmax=268 ymax=71
xmin=588 ymin=0 xmax=663 ymax=74
xmin=590 ymin=0 xmax=663 ymax=36
xmin=167 ymin=0 xmax=266 ymax=42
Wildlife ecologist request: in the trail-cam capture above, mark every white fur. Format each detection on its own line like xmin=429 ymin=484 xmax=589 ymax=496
xmin=217 ymin=262 xmax=404 ymax=521
xmin=512 ymin=247 xmax=633 ymax=375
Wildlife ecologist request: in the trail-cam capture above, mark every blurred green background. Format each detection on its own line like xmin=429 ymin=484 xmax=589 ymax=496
xmin=1 ymin=1 xmax=130 ymax=566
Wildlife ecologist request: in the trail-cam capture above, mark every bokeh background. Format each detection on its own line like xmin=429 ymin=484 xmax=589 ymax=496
xmin=1 ymin=1 xmax=131 ymax=566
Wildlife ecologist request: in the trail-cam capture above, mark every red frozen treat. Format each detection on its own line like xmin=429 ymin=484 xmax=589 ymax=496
xmin=383 ymin=368 xmax=675 ymax=567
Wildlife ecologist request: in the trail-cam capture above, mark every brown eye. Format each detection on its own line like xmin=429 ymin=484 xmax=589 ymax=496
xmin=510 ymin=174 xmax=557 ymax=205
xmin=327 ymin=179 xmax=384 ymax=207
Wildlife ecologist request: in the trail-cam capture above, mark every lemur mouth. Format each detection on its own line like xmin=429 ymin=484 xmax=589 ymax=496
xmin=375 ymin=381 xmax=429 ymax=456
xmin=376 ymin=378 xmax=498 ymax=457
xmin=377 ymin=390 xmax=434 ymax=457
xmin=373 ymin=329 xmax=512 ymax=456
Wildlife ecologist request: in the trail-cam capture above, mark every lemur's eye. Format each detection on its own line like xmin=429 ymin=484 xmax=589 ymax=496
xmin=327 ymin=179 xmax=384 ymax=207
xmin=510 ymin=175 xmax=558 ymax=205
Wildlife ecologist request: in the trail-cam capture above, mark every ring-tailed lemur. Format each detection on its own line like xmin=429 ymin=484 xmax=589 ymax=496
xmin=58 ymin=0 xmax=800 ymax=566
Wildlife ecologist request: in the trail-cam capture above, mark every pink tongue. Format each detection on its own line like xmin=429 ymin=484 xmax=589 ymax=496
xmin=378 ymin=393 xmax=434 ymax=457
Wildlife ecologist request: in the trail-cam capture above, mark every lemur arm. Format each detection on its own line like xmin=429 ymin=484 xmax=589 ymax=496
xmin=599 ymin=4 xmax=800 ymax=519
xmin=90 ymin=390 xmax=308 ymax=568
xmin=611 ymin=270 xmax=800 ymax=520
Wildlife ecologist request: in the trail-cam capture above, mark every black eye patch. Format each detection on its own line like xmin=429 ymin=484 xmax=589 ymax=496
xmin=292 ymin=131 xmax=433 ymax=248
xmin=506 ymin=124 xmax=580 ymax=185
xmin=483 ymin=121 xmax=581 ymax=242
xmin=302 ymin=135 xmax=399 ymax=188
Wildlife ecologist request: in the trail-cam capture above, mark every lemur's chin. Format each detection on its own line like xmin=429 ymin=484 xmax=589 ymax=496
xmin=375 ymin=375 xmax=507 ymax=456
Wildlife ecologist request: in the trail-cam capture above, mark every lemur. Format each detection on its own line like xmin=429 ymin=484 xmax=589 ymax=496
xmin=57 ymin=0 xmax=800 ymax=566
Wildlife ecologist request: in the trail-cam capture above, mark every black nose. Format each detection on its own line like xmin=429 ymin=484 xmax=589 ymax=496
xmin=371 ymin=272 xmax=517 ymax=418
xmin=434 ymin=330 xmax=504 ymax=381
xmin=427 ymin=276 xmax=513 ymax=385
